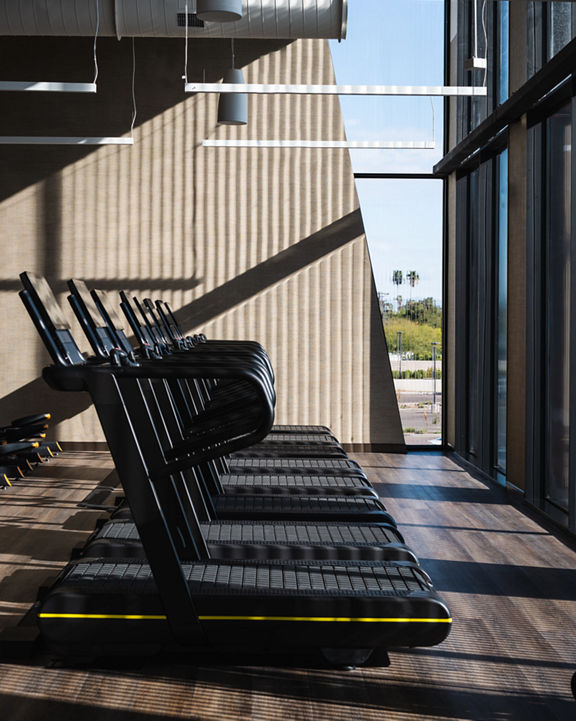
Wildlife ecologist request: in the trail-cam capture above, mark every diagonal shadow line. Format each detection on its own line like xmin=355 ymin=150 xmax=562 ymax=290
xmin=419 ymin=557 xmax=576 ymax=600
xmin=0 ymin=376 xmax=92 ymax=425
xmin=3 ymin=211 xmax=362 ymax=422
xmin=176 ymin=209 xmax=364 ymax=330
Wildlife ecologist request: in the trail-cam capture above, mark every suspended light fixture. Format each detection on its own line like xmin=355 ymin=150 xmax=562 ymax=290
xmin=465 ymin=0 xmax=487 ymax=71
xmin=217 ymin=39 xmax=247 ymax=125
xmin=196 ymin=0 xmax=242 ymax=23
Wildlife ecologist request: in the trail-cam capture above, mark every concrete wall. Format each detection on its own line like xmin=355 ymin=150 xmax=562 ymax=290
xmin=0 ymin=35 xmax=404 ymax=446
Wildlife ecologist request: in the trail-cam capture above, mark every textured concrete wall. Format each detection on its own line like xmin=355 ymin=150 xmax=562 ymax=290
xmin=0 ymin=35 xmax=403 ymax=445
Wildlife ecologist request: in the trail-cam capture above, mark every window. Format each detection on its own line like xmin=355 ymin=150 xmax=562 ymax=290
xmin=544 ymin=103 xmax=571 ymax=510
xmin=454 ymin=149 xmax=507 ymax=481
xmin=495 ymin=149 xmax=508 ymax=474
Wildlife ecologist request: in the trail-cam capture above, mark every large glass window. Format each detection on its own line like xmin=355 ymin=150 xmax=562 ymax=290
xmin=455 ymin=153 xmax=507 ymax=480
xmin=544 ymin=103 xmax=571 ymax=510
xmin=495 ymin=150 xmax=508 ymax=474
xmin=498 ymin=2 xmax=509 ymax=104
xmin=330 ymin=1 xmax=445 ymax=446
xmin=330 ymin=0 xmax=444 ymax=175
xmin=356 ymin=179 xmax=443 ymax=446
xmin=467 ymin=168 xmax=481 ymax=457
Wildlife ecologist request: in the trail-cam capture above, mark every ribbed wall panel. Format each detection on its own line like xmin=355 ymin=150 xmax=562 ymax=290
xmin=197 ymin=237 xmax=372 ymax=441
xmin=0 ymin=36 xmax=402 ymax=445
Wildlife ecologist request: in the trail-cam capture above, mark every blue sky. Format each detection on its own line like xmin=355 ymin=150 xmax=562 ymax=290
xmin=330 ymin=0 xmax=444 ymax=303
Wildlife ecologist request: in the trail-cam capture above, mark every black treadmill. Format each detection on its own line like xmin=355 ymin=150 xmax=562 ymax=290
xmin=23 ymin=273 xmax=390 ymax=525
xmin=19 ymin=273 xmax=452 ymax=666
xmin=61 ymin=283 xmax=418 ymax=563
xmin=67 ymin=279 xmax=383 ymax=502
xmin=77 ymin=282 xmax=346 ymax=458
xmin=156 ymin=298 xmax=336 ymax=437
xmin=118 ymin=290 xmax=372 ymax=470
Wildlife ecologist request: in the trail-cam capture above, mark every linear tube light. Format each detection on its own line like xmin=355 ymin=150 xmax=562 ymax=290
xmin=186 ymin=83 xmax=487 ymax=97
xmin=0 ymin=81 xmax=97 ymax=93
xmin=202 ymin=140 xmax=436 ymax=149
xmin=0 ymin=136 xmax=134 ymax=145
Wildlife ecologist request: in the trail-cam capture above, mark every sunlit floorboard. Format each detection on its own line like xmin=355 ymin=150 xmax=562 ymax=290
xmin=0 ymin=450 xmax=574 ymax=720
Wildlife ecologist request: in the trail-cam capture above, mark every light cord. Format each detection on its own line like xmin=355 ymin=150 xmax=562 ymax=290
xmin=130 ymin=37 xmax=137 ymax=136
xmin=481 ymin=0 xmax=488 ymax=87
xmin=183 ymin=1 xmax=189 ymax=83
xmin=93 ymin=0 xmax=100 ymax=84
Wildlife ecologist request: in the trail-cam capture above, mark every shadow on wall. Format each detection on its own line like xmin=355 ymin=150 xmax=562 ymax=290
xmin=0 ymin=376 xmax=92 ymax=428
xmin=0 ymin=36 xmax=290 ymax=203
xmin=1 ymin=210 xmax=364 ymax=426
xmin=0 ymin=35 xmax=287 ymax=428
xmin=175 ymin=209 xmax=364 ymax=330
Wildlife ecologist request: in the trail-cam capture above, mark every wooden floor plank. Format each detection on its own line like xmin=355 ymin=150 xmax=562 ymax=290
xmin=0 ymin=449 xmax=575 ymax=720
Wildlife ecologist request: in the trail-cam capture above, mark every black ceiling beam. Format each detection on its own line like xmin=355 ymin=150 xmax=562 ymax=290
xmin=434 ymin=34 xmax=576 ymax=177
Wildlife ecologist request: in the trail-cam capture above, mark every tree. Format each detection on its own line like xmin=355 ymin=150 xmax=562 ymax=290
xmin=382 ymin=296 xmax=442 ymax=359
xmin=392 ymin=269 xmax=403 ymax=287
xmin=402 ymin=297 xmax=441 ymax=326
xmin=406 ymin=270 xmax=420 ymax=288
xmin=406 ymin=270 xmax=420 ymax=306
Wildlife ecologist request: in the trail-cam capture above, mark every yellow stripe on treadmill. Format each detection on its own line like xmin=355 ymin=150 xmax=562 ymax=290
xmin=199 ymin=616 xmax=452 ymax=623
xmin=38 ymin=613 xmax=451 ymax=623
xmin=38 ymin=613 xmax=167 ymax=620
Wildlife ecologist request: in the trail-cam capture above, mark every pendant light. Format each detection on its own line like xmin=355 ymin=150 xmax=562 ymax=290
xmin=217 ymin=39 xmax=247 ymax=126
xmin=196 ymin=0 xmax=242 ymax=23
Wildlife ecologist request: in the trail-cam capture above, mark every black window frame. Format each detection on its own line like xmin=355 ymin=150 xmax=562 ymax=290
xmin=526 ymin=83 xmax=576 ymax=533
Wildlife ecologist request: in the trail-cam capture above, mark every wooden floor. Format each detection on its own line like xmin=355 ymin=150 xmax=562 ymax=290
xmin=0 ymin=449 xmax=575 ymax=720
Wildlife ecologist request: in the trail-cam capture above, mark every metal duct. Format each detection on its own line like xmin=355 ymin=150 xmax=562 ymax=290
xmin=0 ymin=0 xmax=347 ymax=39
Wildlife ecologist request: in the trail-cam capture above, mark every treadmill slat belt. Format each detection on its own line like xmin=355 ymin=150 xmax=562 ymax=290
xmin=63 ymin=559 xmax=431 ymax=596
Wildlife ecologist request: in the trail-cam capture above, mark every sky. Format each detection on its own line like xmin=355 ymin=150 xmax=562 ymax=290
xmin=329 ymin=0 xmax=444 ymax=303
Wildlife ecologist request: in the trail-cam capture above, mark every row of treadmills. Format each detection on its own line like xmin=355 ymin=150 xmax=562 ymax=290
xmin=17 ymin=270 xmax=451 ymax=667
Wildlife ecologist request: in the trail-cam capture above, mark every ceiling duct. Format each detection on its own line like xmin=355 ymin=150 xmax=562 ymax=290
xmin=0 ymin=0 xmax=347 ymax=39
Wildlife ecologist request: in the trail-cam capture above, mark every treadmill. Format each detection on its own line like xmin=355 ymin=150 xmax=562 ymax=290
xmin=67 ymin=279 xmax=384 ymax=502
xmin=82 ymin=284 xmax=345 ymax=458
xmin=62 ymin=281 xmax=420 ymax=564
xmin=22 ymin=273 xmax=389 ymax=524
xmin=19 ymin=273 xmax=452 ymax=666
xmin=119 ymin=291 xmax=369 ymax=470
xmin=156 ymin=298 xmax=335 ymax=437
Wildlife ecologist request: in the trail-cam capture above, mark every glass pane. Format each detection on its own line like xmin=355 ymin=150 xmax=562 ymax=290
xmin=548 ymin=2 xmax=573 ymax=60
xmin=499 ymin=2 xmax=509 ymax=104
xmin=330 ymin=0 xmax=444 ymax=174
xmin=545 ymin=103 xmax=571 ymax=510
xmin=527 ymin=2 xmax=544 ymax=78
xmin=496 ymin=150 xmax=508 ymax=472
xmin=356 ymin=178 xmax=443 ymax=445
xmin=469 ymin=0 xmax=489 ymax=130
xmin=467 ymin=169 xmax=479 ymax=456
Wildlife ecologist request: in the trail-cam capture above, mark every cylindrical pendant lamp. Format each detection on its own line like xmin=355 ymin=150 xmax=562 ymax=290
xmin=196 ymin=0 xmax=243 ymax=23
xmin=217 ymin=68 xmax=247 ymax=125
